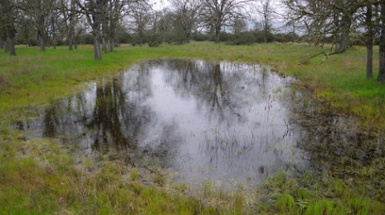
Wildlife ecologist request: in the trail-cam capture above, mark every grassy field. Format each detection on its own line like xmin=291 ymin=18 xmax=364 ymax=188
xmin=1 ymin=43 xmax=384 ymax=126
xmin=1 ymin=42 xmax=385 ymax=214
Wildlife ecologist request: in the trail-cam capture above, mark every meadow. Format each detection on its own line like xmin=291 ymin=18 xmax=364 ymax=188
xmin=1 ymin=43 xmax=384 ymax=126
xmin=0 ymin=42 xmax=384 ymax=214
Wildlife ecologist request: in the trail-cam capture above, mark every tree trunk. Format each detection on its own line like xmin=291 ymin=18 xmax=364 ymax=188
xmin=107 ymin=31 xmax=114 ymax=51
xmin=93 ymin=32 xmax=102 ymax=60
xmin=68 ymin=25 xmax=75 ymax=50
xmin=366 ymin=3 xmax=373 ymax=79
xmin=74 ymin=28 xmax=81 ymax=50
xmin=367 ymin=41 xmax=374 ymax=79
xmin=335 ymin=33 xmax=349 ymax=53
xmin=22 ymin=26 xmax=30 ymax=47
xmin=138 ymin=28 xmax=144 ymax=46
xmin=68 ymin=35 xmax=74 ymax=50
xmin=378 ymin=2 xmax=385 ymax=82
xmin=335 ymin=14 xmax=351 ymax=53
xmin=186 ymin=33 xmax=191 ymax=43
xmin=264 ymin=32 xmax=268 ymax=44
xmin=1 ymin=25 xmax=7 ymax=50
xmin=4 ymin=40 xmax=10 ymax=52
xmin=108 ymin=11 xmax=117 ymax=52
xmin=102 ymin=37 xmax=107 ymax=52
xmin=37 ymin=15 xmax=46 ymax=51
xmin=215 ymin=27 xmax=220 ymax=43
xmin=7 ymin=34 xmax=16 ymax=56
xmin=68 ymin=0 xmax=76 ymax=50
xmin=74 ymin=39 xmax=78 ymax=49
xmin=92 ymin=0 xmax=103 ymax=59
xmin=76 ymin=0 xmax=104 ymax=59
xmin=108 ymin=38 xmax=114 ymax=52
xmin=101 ymin=0 xmax=108 ymax=53
xmin=51 ymin=16 xmax=56 ymax=50
xmin=39 ymin=33 xmax=46 ymax=51
xmin=37 ymin=0 xmax=46 ymax=52
xmin=3 ymin=0 xmax=16 ymax=56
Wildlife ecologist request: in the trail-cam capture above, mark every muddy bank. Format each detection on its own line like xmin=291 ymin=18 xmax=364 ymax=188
xmin=289 ymin=89 xmax=385 ymax=185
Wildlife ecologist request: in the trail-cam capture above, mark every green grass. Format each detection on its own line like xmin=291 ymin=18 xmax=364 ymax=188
xmin=0 ymin=130 xmax=249 ymax=214
xmin=1 ymin=42 xmax=385 ymax=214
xmin=1 ymin=43 xmax=384 ymax=126
xmin=255 ymin=171 xmax=385 ymax=214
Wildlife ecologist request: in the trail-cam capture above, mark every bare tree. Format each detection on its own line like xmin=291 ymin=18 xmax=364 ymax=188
xmin=126 ymin=1 xmax=152 ymax=46
xmin=170 ymin=0 xmax=200 ymax=43
xmin=282 ymin=0 xmax=360 ymax=51
xmin=332 ymin=0 xmax=360 ymax=53
xmin=19 ymin=0 xmax=56 ymax=51
xmin=76 ymin=0 xmax=105 ymax=60
xmin=199 ymin=0 xmax=252 ymax=43
xmin=59 ymin=0 xmax=79 ymax=50
xmin=282 ymin=0 xmax=331 ymax=46
xmin=50 ymin=2 xmax=63 ymax=49
xmin=104 ymin=0 xmax=127 ymax=52
xmin=282 ymin=0 xmax=385 ymax=82
xmin=155 ymin=9 xmax=175 ymax=43
xmin=257 ymin=0 xmax=274 ymax=43
xmin=232 ymin=16 xmax=247 ymax=38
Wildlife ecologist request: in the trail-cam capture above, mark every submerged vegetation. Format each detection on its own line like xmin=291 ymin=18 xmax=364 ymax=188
xmin=1 ymin=42 xmax=385 ymax=214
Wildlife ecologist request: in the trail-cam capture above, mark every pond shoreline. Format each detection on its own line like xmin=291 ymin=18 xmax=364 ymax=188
xmin=9 ymin=59 xmax=310 ymax=191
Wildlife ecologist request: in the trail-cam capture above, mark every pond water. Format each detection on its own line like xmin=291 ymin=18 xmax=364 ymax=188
xmin=16 ymin=59 xmax=311 ymax=188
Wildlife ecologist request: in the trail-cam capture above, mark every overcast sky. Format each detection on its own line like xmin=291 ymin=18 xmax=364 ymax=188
xmin=152 ymin=0 xmax=284 ymax=12
xmin=149 ymin=0 xmax=290 ymax=32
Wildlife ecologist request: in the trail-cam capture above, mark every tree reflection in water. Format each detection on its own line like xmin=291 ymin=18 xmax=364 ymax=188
xmin=15 ymin=59 xmax=306 ymax=188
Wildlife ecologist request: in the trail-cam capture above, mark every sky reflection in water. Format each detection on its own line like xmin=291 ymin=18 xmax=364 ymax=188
xmin=17 ymin=59 xmax=307 ymax=187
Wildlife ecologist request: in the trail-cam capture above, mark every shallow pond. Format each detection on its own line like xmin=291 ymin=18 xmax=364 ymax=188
xmin=14 ymin=59 xmax=327 ymax=187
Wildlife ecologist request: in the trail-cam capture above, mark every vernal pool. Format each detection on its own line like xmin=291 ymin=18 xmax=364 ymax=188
xmin=16 ymin=59 xmax=310 ymax=188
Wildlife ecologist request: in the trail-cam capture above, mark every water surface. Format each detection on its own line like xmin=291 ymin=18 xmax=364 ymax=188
xmin=16 ymin=59 xmax=308 ymax=187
